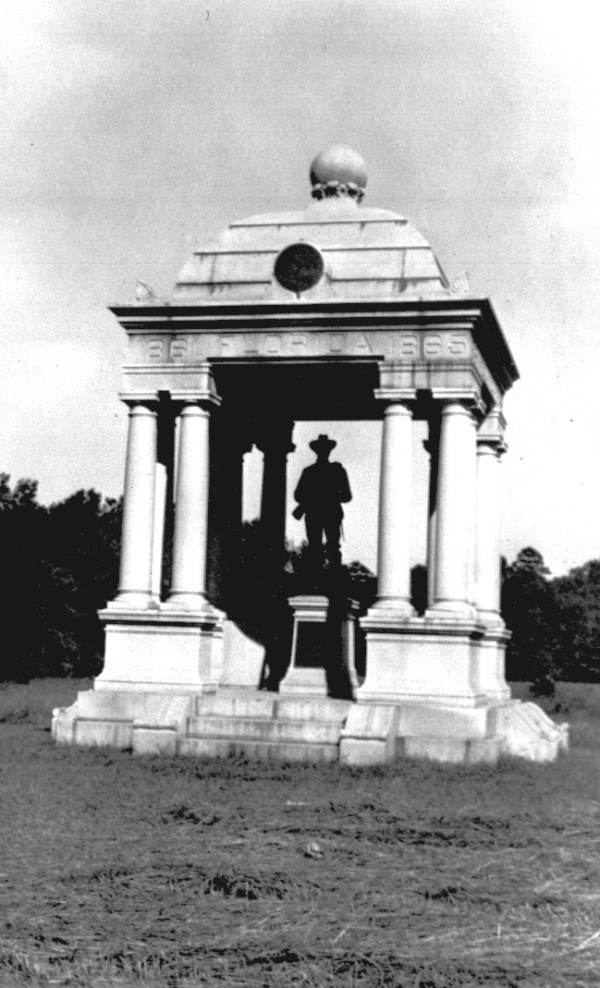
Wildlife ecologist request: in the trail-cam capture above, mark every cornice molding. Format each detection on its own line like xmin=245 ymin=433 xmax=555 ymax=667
xmin=109 ymin=297 xmax=519 ymax=396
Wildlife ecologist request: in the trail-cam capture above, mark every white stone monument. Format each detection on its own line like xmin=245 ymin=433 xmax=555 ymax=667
xmin=52 ymin=145 xmax=568 ymax=764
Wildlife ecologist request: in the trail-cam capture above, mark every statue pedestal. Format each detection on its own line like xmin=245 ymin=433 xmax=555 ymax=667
xmin=280 ymin=596 xmax=329 ymax=696
xmin=279 ymin=595 xmax=359 ymax=698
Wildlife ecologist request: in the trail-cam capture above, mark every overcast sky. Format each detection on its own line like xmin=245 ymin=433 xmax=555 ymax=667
xmin=1 ymin=0 xmax=599 ymax=575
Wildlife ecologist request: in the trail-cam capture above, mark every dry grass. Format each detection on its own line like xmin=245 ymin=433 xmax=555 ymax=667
xmin=1 ymin=679 xmax=599 ymax=986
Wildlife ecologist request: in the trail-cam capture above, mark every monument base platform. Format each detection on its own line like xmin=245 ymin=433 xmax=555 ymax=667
xmin=52 ymin=685 xmax=568 ymax=766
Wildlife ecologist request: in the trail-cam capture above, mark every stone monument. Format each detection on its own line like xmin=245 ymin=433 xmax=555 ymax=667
xmin=52 ymin=144 xmax=568 ymax=764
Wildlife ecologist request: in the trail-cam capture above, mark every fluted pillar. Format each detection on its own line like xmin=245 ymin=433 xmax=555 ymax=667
xmin=475 ymin=429 xmax=506 ymax=627
xmin=427 ymin=401 xmax=477 ymax=620
xmin=373 ymin=402 xmax=414 ymax=616
xmin=116 ymin=402 xmax=158 ymax=608
xmin=167 ymin=402 xmax=212 ymax=611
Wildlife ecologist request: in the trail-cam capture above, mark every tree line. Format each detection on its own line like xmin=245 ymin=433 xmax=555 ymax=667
xmin=0 ymin=476 xmax=122 ymax=681
xmin=501 ymin=546 xmax=600 ymax=692
xmin=0 ymin=473 xmax=598 ymax=688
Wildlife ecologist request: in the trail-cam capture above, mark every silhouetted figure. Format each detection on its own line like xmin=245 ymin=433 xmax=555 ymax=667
xmin=293 ymin=435 xmax=352 ymax=572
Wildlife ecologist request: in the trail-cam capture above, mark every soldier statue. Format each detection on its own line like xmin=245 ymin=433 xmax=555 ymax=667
xmin=292 ymin=434 xmax=352 ymax=570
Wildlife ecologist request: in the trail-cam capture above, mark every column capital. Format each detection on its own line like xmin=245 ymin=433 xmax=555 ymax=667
xmin=477 ymin=408 xmax=507 ymax=454
xmin=173 ymin=395 xmax=221 ymax=416
xmin=436 ymin=397 xmax=484 ymax=424
xmin=123 ymin=399 xmax=159 ymax=414
xmin=255 ymin=418 xmax=295 ymax=455
xmin=380 ymin=400 xmax=414 ymax=418
xmin=373 ymin=387 xmax=417 ymax=407
xmin=431 ymin=392 xmax=486 ymax=419
xmin=177 ymin=401 xmax=211 ymax=418
xmin=477 ymin=437 xmax=508 ymax=458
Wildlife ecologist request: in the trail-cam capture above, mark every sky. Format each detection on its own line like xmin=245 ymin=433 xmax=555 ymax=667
xmin=1 ymin=0 xmax=599 ymax=576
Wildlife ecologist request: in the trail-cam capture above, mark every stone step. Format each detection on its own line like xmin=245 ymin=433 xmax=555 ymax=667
xmin=400 ymin=735 xmax=506 ymax=765
xmin=186 ymin=714 xmax=342 ymax=745
xmin=194 ymin=690 xmax=352 ymax=724
xmin=195 ymin=692 xmax=276 ymax=719
xmin=177 ymin=735 xmax=339 ymax=763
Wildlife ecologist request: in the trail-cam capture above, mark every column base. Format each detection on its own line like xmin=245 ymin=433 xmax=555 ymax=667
xmin=368 ymin=597 xmax=415 ymax=621
xmin=96 ymin=603 xmax=224 ymax=692
xmin=472 ymin=626 xmax=511 ymax=701
xmin=357 ymin=614 xmax=489 ymax=707
xmin=163 ymin=592 xmax=220 ymax=614
xmin=425 ymin=600 xmax=477 ymax=622
xmin=476 ymin=609 xmax=506 ymax=630
xmin=107 ymin=593 xmax=160 ymax=611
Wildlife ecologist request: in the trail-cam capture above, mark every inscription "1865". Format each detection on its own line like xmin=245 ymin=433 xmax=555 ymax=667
xmin=423 ymin=332 xmax=469 ymax=358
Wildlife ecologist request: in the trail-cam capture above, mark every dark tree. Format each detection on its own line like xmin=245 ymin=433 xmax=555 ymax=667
xmin=501 ymin=547 xmax=600 ymax=688
xmin=501 ymin=547 xmax=558 ymax=689
xmin=44 ymin=490 xmax=122 ymax=676
xmin=0 ymin=474 xmax=50 ymax=680
xmin=0 ymin=477 xmax=122 ymax=682
xmin=551 ymin=560 xmax=600 ymax=682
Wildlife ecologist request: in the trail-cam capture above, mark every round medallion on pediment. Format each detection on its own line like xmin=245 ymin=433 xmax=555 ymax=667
xmin=274 ymin=242 xmax=324 ymax=293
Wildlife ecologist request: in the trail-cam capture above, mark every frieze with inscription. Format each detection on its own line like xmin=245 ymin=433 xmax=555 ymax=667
xmin=132 ymin=328 xmax=473 ymax=365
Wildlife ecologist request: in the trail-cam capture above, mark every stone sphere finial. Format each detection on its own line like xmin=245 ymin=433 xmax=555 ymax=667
xmin=309 ymin=145 xmax=367 ymax=202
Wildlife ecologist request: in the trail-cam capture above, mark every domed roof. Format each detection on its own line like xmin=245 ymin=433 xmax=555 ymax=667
xmin=172 ymin=147 xmax=451 ymax=303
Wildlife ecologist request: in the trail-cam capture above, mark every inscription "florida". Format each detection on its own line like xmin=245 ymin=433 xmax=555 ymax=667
xmin=140 ymin=330 xmax=471 ymax=363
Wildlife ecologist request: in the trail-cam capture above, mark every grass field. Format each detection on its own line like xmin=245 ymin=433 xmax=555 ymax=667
xmin=1 ymin=680 xmax=599 ymax=987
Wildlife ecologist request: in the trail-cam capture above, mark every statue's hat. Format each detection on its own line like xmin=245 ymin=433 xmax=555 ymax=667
xmin=309 ymin=434 xmax=337 ymax=453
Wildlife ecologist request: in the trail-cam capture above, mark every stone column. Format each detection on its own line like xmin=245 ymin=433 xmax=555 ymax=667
xmin=167 ymin=402 xmax=213 ymax=611
xmin=372 ymin=401 xmax=414 ymax=616
xmin=475 ymin=422 xmax=507 ymax=627
xmin=151 ymin=464 xmax=167 ymax=602
xmin=466 ymin=422 xmax=479 ymax=609
xmin=257 ymin=419 xmax=295 ymax=560
xmin=150 ymin=402 xmax=175 ymax=602
xmin=221 ymin=435 xmax=251 ymax=603
xmin=207 ymin=416 xmax=251 ymax=609
xmin=115 ymin=402 xmax=158 ymax=608
xmin=424 ymin=413 xmax=441 ymax=608
xmin=427 ymin=401 xmax=478 ymax=620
